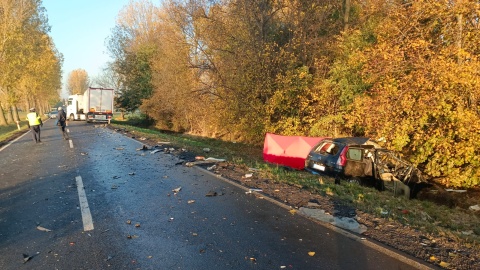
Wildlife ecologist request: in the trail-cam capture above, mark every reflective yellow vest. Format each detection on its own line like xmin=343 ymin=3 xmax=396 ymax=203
xmin=26 ymin=112 xmax=42 ymax=126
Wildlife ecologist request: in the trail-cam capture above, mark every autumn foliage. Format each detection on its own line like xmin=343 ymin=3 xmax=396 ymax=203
xmin=0 ymin=0 xmax=62 ymax=123
xmin=108 ymin=0 xmax=480 ymax=188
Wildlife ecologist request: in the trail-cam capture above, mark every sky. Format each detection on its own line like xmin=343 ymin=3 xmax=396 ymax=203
xmin=42 ymin=0 xmax=132 ymax=96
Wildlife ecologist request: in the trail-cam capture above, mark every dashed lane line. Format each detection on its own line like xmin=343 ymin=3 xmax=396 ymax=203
xmin=75 ymin=176 xmax=94 ymax=231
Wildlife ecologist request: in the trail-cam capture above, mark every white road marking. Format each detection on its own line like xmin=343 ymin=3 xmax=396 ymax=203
xmin=75 ymin=176 xmax=94 ymax=231
xmin=69 ymin=139 xmax=73 ymax=148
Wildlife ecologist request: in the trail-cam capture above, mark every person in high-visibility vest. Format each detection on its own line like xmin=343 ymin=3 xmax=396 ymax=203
xmin=26 ymin=108 xmax=43 ymax=143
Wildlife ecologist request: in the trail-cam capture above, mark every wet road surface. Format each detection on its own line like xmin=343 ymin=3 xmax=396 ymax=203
xmin=0 ymin=120 xmax=435 ymax=269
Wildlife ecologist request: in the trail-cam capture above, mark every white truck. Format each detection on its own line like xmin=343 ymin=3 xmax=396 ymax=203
xmin=67 ymin=87 xmax=114 ymax=123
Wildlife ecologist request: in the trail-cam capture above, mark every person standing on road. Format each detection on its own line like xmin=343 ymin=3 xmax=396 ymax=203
xmin=56 ymin=107 xmax=69 ymax=140
xmin=26 ymin=108 xmax=43 ymax=143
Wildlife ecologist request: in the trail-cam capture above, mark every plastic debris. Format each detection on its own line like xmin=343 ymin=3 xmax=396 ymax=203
xmin=469 ymin=204 xmax=480 ymax=211
xmin=172 ymin=187 xmax=182 ymax=193
xmin=150 ymin=149 xmax=161 ymax=154
xmin=243 ymin=173 xmax=253 ymax=178
xmin=23 ymin=252 xmax=39 ymax=264
xmin=205 ymin=157 xmax=225 ymax=162
xmin=245 ymin=188 xmax=262 ymax=194
xmin=206 ymin=191 xmax=217 ymax=197
xmin=445 ymin=189 xmax=467 ymax=193
xmin=128 ymin=172 xmax=135 ymax=175
xmin=36 ymin=226 xmax=52 ymax=232
xmin=203 ymin=148 xmax=211 ymax=152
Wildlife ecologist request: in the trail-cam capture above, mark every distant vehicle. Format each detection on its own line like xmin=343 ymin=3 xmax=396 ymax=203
xmin=48 ymin=111 xmax=58 ymax=119
xmin=67 ymin=87 xmax=114 ymax=123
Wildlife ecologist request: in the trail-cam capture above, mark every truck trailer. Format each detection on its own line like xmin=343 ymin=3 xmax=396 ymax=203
xmin=67 ymin=87 xmax=114 ymax=123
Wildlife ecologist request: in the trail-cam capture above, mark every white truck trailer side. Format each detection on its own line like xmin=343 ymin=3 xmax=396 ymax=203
xmin=67 ymin=87 xmax=114 ymax=123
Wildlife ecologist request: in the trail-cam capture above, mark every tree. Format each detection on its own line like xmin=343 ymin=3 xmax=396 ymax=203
xmin=0 ymin=0 xmax=61 ymax=124
xmin=66 ymin=69 xmax=89 ymax=95
xmin=107 ymin=0 xmax=159 ymax=114
xmin=344 ymin=0 xmax=480 ymax=187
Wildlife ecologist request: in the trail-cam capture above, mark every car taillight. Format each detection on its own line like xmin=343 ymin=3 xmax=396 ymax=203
xmin=337 ymin=146 xmax=349 ymax=167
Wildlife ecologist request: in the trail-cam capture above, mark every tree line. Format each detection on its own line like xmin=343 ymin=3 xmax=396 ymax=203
xmin=0 ymin=0 xmax=62 ymax=123
xmin=101 ymin=0 xmax=480 ymax=188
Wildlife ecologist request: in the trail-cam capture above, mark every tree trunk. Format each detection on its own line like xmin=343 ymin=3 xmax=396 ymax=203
xmin=6 ymin=105 xmax=14 ymax=124
xmin=12 ymin=105 xmax=20 ymax=122
xmin=344 ymin=0 xmax=351 ymax=31
xmin=0 ymin=103 xmax=8 ymax=126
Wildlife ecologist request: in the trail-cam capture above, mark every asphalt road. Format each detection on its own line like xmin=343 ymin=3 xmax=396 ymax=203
xmin=0 ymin=120 xmax=434 ymax=270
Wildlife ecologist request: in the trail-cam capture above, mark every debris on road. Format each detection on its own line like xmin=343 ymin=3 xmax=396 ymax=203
xmin=150 ymin=149 xmax=161 ymax=154
xmin=299 ymin=207 xmax=367 ymax=234
xmin=23 ymin=252 xmax=39 ymax=264
xmin=172 ymin=187 xmax=182 ymax=193
xmin=128 ymin=172 xmax=135 ymax=175
xmin=115 ymin=147 xmax=124 ymax=150
xmin=246 ymin=188 xmax=262 ymax=194
xmin=188 ymin=200 xmax=195 ymax=204
xmin=185 ymin=157 xmax=226 ymax=167
xmin=206 ymin=190 xmax=218 ymax=197
xmin=36 ymin=226 xmax=52 ymax=232
xmin=308 ymin=251 xmax=315 ymax=257
xmin=136 ymin=145 xmax=149 ymax=151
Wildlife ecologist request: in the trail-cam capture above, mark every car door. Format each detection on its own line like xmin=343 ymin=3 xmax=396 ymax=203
xmin=343 ymin=146 xmax=374 ymax=177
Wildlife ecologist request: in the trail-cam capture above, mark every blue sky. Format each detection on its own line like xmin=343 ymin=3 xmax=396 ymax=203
xmin=42 ymin=0 xmax=132 ymax=95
